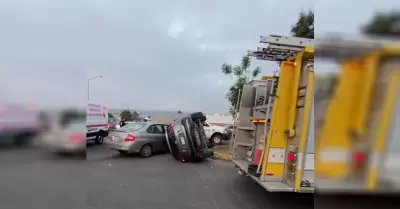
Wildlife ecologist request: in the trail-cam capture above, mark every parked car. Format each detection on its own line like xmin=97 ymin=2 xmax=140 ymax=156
xmin=105 ymin=122 xmax=169 ymax=157
xmin=202 ymin=121 xmax=230 ymax=145
xmin=38 ymin=110 xmax=86 ymax=155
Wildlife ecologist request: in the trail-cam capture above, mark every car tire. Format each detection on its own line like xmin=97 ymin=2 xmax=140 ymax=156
xmin=94 ymin=135 xmax=104 ymax=144
xmin=212 ymin=134 xmax=223 ymax=145
xmin=190 ymin=112 xmax=207 ymax=122
xmin=140 ymin=144 xmax=152 ymax=158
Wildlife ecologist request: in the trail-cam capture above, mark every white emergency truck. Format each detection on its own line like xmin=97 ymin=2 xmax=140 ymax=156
xmin=86 ymin=103 xmax=109 ymax=144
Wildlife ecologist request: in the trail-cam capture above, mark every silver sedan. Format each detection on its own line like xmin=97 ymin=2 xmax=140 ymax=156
xmin=105 ymin=122 xmax=169 ymax=157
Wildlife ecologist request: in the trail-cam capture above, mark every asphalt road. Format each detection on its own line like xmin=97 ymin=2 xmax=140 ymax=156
xmin=0 ymin=142 xmax=313 ymax=209
xmin=1 ymin=142 xmax=399 ymax=209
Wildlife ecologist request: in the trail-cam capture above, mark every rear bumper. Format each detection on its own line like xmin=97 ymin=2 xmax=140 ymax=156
xmin=45 ymin=142 xmax=85 ymax=153
xmin=105 ymin=138 xmax=139 ymax=153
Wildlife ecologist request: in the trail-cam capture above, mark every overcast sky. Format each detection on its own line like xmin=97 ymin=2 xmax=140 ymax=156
xmin=0 ymin=0 xmax=397 ymax=113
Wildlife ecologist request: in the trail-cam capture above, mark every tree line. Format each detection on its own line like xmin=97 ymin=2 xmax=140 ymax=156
xmin=108 ymin=110 xmax=140 ymax=121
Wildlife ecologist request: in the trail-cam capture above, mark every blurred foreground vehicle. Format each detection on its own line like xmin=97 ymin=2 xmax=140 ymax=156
xmin=166 ymin=112 xmax=214 ymax=162
xmin=315 ymin=35 xmax=400 ymax=193
xmin=38 ymin=109 xmax=86 ymax=154
xmin=230 ymin=35 xmax=314 ymax=193
xmin=86 ymin=103 xmax=109 ymax=144
xmin=0 ymin=103 xmax=41 ymax=145
xmin=105 ymin=122 xmax=169 ymax=157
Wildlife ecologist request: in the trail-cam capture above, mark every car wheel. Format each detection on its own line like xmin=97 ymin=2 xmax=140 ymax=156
xmin=207 ymin=140 xmax=215 ymax=148
xmin=212 ymin=134 xmax=223 ymax=145
xmin=140 ymin=144 xmax=152 ymax=158
xmin=94 ymin=135 xmax=104 ymax=144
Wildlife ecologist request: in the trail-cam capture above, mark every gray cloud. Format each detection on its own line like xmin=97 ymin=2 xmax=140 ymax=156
xmin=1 ymin=0 xmax=395 ymax=112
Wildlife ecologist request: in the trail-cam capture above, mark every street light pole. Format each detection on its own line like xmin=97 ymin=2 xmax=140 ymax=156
xmin=87 ymin=76 xmax=103 ymax=101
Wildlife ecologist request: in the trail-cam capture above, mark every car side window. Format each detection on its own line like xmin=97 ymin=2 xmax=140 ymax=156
xmin=147 ymin=125 xmax=163 ymax=134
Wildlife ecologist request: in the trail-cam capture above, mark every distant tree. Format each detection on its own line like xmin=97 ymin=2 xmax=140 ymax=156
xmin=290 ymin=10 xmax=314 ymax=39
xmin=177 ymin=110 xmax=182 ymax=114
xmin=108 ymin=113 xmax=114 ymax=119
xmin=221 ymin=55 xmax=262 ymax=115
xmin=361 ymin=11 xmax=400 ymax=37
xmin=132 ymin=111 xmax=140 ymax=121
xmin=120 ymin=109 xmax=133 ymax=121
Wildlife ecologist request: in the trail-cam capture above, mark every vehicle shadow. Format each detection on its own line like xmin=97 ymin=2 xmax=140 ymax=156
xmin=315 ymin=193 xmax=400 ymax=209
xmin=231 ymin=176 xmax=314 ymax=209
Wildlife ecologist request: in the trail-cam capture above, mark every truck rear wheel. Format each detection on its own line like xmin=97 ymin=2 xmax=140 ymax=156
xmin=94 ymin=134 xmax=104 ymax=144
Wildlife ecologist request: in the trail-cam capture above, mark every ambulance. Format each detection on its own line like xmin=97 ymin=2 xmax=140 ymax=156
xmin=86 ymin=103 xmax=109 ymax=144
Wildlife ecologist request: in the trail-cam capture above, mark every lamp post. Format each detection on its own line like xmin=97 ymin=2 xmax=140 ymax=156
xmin=87 ymin=76 xmax=103 ymax=100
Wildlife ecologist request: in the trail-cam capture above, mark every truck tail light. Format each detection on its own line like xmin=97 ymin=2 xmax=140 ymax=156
xmin=352 ymin=151 xmax=366 ymax=166
xmin=287 ymin=152 xmax=295 ymax=161
xmin=124 ymin=134 xmax=136 ymax=142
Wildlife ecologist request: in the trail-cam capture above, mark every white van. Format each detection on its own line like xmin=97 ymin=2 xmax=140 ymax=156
xmin=86 ymin=103 xmax=109 ymax=144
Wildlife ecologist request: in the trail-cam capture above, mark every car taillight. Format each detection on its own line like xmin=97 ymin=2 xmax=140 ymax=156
xmin=352 ymin=151 xmax=366 ymax=166
xmin=169 ymin=122 xmax=174 ymax=132
xmin=69 ymin=133 xmax=85 ymax=144
xmin=124 ymin=134 xmax=136 ymax=142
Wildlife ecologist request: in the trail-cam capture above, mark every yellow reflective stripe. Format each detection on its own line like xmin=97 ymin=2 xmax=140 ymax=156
xmin=366 ymin=72 xmax=399 ymax=190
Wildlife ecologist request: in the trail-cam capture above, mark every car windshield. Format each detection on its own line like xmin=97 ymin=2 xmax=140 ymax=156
xmin=118 ymin=122 xmax=147 ymax=132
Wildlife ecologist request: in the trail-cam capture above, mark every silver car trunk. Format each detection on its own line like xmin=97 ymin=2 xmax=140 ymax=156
xmin=108 ymin=130 xmax=130 ymax=142
xmin=108 ymin=122 xmax=147 ymax=143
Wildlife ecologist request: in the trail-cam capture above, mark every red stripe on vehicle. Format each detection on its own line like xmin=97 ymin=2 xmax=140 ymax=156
xmin=86 ymin=124 xmax=109 ymax=128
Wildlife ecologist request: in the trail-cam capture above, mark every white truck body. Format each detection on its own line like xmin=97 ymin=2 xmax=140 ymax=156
xmin=86 ymin=103 xmax=108 ymax=140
